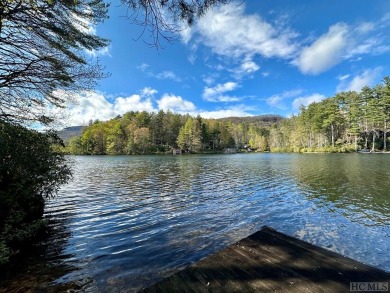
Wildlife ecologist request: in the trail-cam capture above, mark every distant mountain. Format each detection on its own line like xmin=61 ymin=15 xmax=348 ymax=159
xmin=217 ymin=115 xmax=284 ymax=126
xmin=57 ymin=126 xmax=84 ymax=141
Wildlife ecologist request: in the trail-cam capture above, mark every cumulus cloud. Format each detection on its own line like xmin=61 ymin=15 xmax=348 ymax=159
xmin=337 ymin=68 xmax=382 ymax=92
xmin=203 ymin=81 xmax=240 ymax=102
xmin=184 ymin=5 xmax=389 ymax=76
xmin=113 ymin=95 xmax=155 ymax=114
xmin=57 ymin=88 xmax=158 ymax=125
xmin=53 ymin=86 xmax=261 ymax=126
xmin=292 ymin=94 xmax=326 ymax=110
xmin=61 ymin=91 xmax=115 ymax=125
xmin=157 ymin=94 xmax=196 ymax=112
xmin=183 ymin=2 xmax=297 ymax=73
xmin=191 ymin=3 xmax=297 ymax=60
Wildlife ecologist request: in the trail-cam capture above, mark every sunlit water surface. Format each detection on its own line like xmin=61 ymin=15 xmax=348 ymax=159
xmin=3 ymin=154 xmax=390 ymax=292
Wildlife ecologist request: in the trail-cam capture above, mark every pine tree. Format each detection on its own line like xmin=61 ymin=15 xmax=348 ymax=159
xmin=0 ymin=0 xmax=109 ymax=125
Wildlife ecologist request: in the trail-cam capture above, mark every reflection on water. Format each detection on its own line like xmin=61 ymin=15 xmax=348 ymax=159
xmin=1 ymin=153 xmax=390 ymax=292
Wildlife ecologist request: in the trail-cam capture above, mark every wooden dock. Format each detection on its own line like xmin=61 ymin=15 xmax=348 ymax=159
xmin=144 ymin=226 xmax=390 ymax=292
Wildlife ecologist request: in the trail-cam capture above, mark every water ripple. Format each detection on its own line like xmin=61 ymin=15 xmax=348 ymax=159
xmin=6 ymin=153 xmax=389 ymax=292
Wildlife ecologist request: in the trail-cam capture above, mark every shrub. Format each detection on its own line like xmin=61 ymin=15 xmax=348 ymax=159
xmin=0 ymin=122 xmax=72 ymax=265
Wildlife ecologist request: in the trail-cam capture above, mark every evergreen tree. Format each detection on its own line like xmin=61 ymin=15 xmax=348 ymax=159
xmin=381 ymin=77 xmax=390 ymax=151
xmin=0 ymin=0 xmax=109 ymax=125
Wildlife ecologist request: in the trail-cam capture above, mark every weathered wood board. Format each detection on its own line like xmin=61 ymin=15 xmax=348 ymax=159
xmin=144 ymin=226 xmax=390 ymax=292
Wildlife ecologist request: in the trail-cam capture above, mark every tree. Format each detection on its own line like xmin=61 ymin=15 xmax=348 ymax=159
xmin=150 ymin=110 xmax=165 ymax=147
xmin=177 ymin=117 xmax=202 ymax=152
xmin=0 ymin=121 xmax=72 ymax=264
xmin=0 ymin=0 xmax=109 ymax=125
xmin=338 ymin=91 xmax=362 ymax=151
xmin=164 ymin=110 xmax=183 ymax=147
xmin=363 ymin=86 xmax=384 ymax=151
xmin=66 ymin=135 xmax=84 ymax=154
xmin=381 ymin=77 xmax=390 ymax=151
xmin=107 ymin=120 xmax=126 ymax=154
xmin=134 ymin=127 xmax=151 ymax=154
xmin=322 ymin=98 xmax=344 ymax=147
xmin=121 ymin=0 xmax=230 ymax=48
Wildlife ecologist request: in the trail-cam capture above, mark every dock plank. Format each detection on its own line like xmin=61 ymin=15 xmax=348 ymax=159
xmin=144 ymin=226 xmax=390 ymax=292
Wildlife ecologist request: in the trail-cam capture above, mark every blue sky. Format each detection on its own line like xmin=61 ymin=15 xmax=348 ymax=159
xmin=62 ymin=0 xmax=390 ymax=126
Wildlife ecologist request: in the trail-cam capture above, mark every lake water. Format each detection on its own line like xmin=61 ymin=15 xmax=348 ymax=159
xmin=2 ymin=153 xmax=390 ymax=292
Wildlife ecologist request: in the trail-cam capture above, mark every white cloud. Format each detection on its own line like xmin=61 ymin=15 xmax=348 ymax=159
xmin=53 ymin=87 xmax=258 ymax=126
xmin=113 ymin=95 xmax=154 ymax=114
xmin=185 ymin=5 xmax=389 ymax=76
xmin=155 ymin=71 xmax=182 ymax=82
xmin=210 ymin=95 xmax=241 ymax=102
xmin=337 ymin=74 xmax=350 ymax=81
xmin=232 ymin=60 xmax=260 ymax=78
xmin=203 ymin=81 xmax=240 ymax=102
xmin=188 ymin=3 xmax=297 ymax=60
xmin=86 ymin=45 xmax=111 ymax=57
xmin=240 ymin=61 xmax=260 ymax=74
xmin=71 ymin=10 xmax=112 ymax=58
xmin=180 ymin=25 xmax=193 ymax=44
xmin=266 ymin=89 xmax=303 ymax=109
xmin=203 ymin=75 xmax=216 ymax=85
xmin=294 ymin=15 xmax=390 ymax=75
xmin=138 ymin=63 xmax=149 ymax=72
xmin=138 ymin=64 xmax=182 ymax=82
xmin=157 ymin=94 xmax=196 ymax=112
xmin=56 ymin=90 xmax=157 ymax=126
xmin=63 ymin=91 xmax=115 ymax=125
xmin=337 ymin=68 xmax=382 ymax=92
xmin=355 ymin=22 xmax=375 ymax=34
xmin=292 ymin=94 xmax=326 ymax=110
xmin=346 ymin=37 xmax=381 ymax=57
xmin=294 ymin=23 xmax=349 ymax=75
xmin=141 ymin=87 xmax=158 ymax=97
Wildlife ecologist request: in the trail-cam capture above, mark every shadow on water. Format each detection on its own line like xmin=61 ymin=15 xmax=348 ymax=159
xmin=0 ymin=214 xmax=90 ymax=293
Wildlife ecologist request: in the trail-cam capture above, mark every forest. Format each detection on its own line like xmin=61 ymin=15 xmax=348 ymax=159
xmin=63 ymin=77 xmax=390 ymax=155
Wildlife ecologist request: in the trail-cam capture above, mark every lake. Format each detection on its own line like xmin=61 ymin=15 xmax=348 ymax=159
xmin=2 ymin=153 xmax=390 ymax=292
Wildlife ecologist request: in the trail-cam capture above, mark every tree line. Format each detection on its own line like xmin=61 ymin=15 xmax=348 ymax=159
xmin=64 ymin=77 xmax=390 ymax=155
xmin=268 ymin=77 xmax=390 ymax=153
xmin=63 ymin=112 xmax=281 ymax=154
